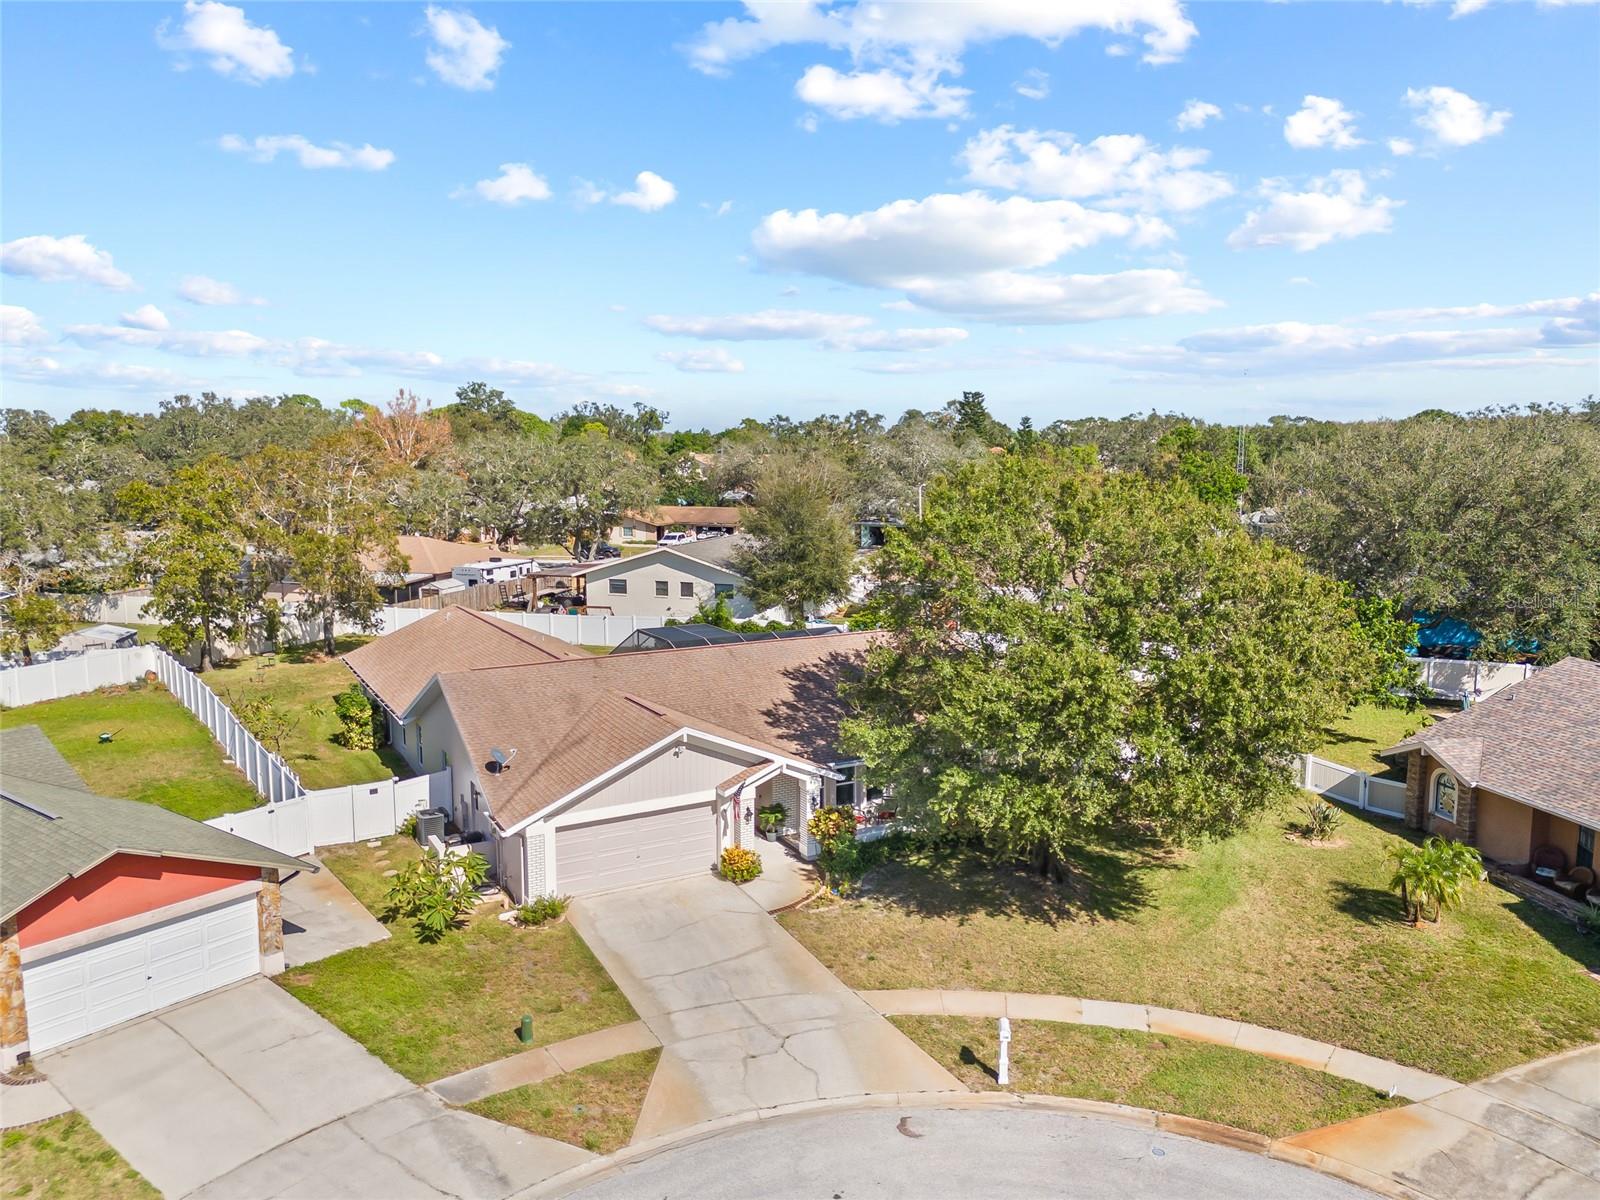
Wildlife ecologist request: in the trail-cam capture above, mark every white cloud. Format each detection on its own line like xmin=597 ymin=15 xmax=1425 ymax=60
xmin=854 ymin=358 xmax=965 ymax=375
xmin=1283 ymin=95 xmax=1365 ymax=150
xmin=824 ymin=327 xmax=969 ymax=352
xmin=218 ymin=133 xmax=395 ymax=170
xmin=1388 ymin=137 xmax=1416 ymax=157
xmin=612 ymin=171 xmax=678 ymax=212
xmin=892 ymin=269 xmax=1219 ymax=324
xmin=1288 ymin=276 xmax=1315 ymax=287
xmin=424 ymin=5 xmax=509 ymax=91
xmin=120 ymin=304 xmax=171 ymax=331
xmin=1403 ymin=0 xmax=1596 ymax=17
xmin=157 ymin=1 xmax=294 ymax=84
xmin=454 ymin=163 xmax=551 ymax=205
xmin=645 ymin=310 xmax=872 ymax=340
xmin=1 ymin=234 xmax=136 ymax=291
xmin=1403 ymin=85 xmax=1510 ymax=147
xmin=684 ymin=2 xmax=1199 ymax=76
xmin=1371 ymin=292 xmax=1597 ymax=322
xmin=1227 ymin=171 xmax=1398 ymax=252
xmin=1175 ymin=99 xmax=1221 ymax=131
xmin=0 ymin=305 xmax=49 ymax=346
xmin=178 ymin=274 xmax=266 ymax=306
xmin=65 ymin=323 xmax=271 ymax=358
xmin=1014 ymin=68 xmax=1050 ymax=101
xmin=960 ymin=126 xmax=1232 ymax=213
xmin=795 ymin=63 xmax=969 ymax=122
xmin=3 ymin=354 xmax=199 ymax=392
xmin=656 ymin=348 xmax=746 ymax=373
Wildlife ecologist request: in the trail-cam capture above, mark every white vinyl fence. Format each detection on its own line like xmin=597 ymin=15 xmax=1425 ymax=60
xmin=377 ymin=606 xmax=659 ymax=646
xmin=1298 ymin=753 xmax=1407 ymax=819
xmin=0 ymin=645 xmax=157 ymax=708
xmin=1407 ymin=656 xmax=1536 ymax=701
xmin=205 ymin=770 xmax=448 ymax=858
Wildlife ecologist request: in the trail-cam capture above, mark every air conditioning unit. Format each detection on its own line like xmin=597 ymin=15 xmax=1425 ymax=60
xmin=415 ymin=810 xmax=445 ymax=846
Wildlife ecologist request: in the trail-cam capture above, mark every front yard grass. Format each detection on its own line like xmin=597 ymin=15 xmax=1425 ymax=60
xmin=1311 ymin=701 xmax=1455 ymax=778
xmin=464 ymin=1048 xmax=661 ymax=1154
xmin=278 ymin=837 xmax=635 ymax=1083
xmin=1 ymin=1112 xmax=158 ymax=1200
xmin=780 ymin=812 xmax=1600 ymax=1082
xmin=209 ymin=637 xmax=410 ymax=790
xmin=0 ymin=684 xmax=259 ymax=821
xmin=894 ymin=1016 xmax=1401 ymax=1138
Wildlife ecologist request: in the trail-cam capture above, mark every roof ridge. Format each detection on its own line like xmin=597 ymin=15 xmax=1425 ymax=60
xmin=437 ymin=628 xmax=874 ymax=680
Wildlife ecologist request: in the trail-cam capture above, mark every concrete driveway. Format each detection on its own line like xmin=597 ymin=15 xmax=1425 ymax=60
xmin=281 ymin=857 xmax=389 ymax=967
xmin=1281 ymin=1043 xmax=1600 ymax=1199
xmin=568 ymin=874 xmax=961 ymax=1140
xmin=38 ymin=979 xmax=591 ymax=1199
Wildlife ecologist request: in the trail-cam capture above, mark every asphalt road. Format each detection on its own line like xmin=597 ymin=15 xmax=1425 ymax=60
xmin=560 ymin=1107 xmax=1375 ymax=1200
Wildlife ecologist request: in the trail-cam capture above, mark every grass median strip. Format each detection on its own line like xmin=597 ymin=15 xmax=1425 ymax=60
xmin=895 ymin=1015 xmax=1401 ymax=1139
xmin=464 ymin=1048 xmax=662 ymax=1154
xmin=278 ymin=836 xmax=636 ymax=1083
xmin=1 ymin=1112 xmax=159 ymax=1200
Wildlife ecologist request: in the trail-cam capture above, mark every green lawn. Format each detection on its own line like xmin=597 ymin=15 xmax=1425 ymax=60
xmin=278 ymin=837 xmax=636 ymax=1083
xmin=1 ymin=1113 xmax=157 ymax=1200
xmin=894 ymin=1016 xmax=1400 ymax=1139
xmin=208 ymin=638 xmax=409 ymax=790
xmin=0 ymin=684 xmax=260 ymax=821
xmin=465 ymin=1048 xmax=661 ymax=1154
xmin=1311 ymin=701 xmax=1455 ymax=778
xmin=780 ymin=813 xmax=1600 ymax=1083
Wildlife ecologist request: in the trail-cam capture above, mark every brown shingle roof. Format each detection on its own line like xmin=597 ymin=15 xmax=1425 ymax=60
xmin=342 ymin=608 xmax=583 ymax=714
xmin=361 ymin=535 xmax=504 ymax=580
xmin=634 ymin=506 xmax=745 ymax=527
xmin=433 ymin=632 xmax=875 ymax=828
xmin=1384 ymin=656 xmax=1600 ymax=827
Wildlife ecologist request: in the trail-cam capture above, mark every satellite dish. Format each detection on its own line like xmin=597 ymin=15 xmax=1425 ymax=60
xmin=489 ymin=747 xmax=517 ymax=773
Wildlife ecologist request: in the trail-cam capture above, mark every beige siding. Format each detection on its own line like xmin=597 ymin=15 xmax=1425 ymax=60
xmin=557 ymin=742 xmax=758 ymax=821
xmin=583 ymin=555 xmax=752 ymax=620
xmin=410 ymin=692 xmax=498 ymax=874
xmin=1545 ymin=814 xmax=1582 ymax=867
xmin=1476 ymin=790 xmax=1533 ymax=865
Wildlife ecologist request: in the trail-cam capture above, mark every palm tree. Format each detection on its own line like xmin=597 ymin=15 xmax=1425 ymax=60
xmin=1389 ymin=837 xmax=1482 ymax=924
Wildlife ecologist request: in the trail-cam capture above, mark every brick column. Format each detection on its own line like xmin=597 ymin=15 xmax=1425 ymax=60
xmin=1403 ymin=750 xmax=1427 ymax=830
xmin=1 ymin=920 xmax=28 ymax=1070
xmin=257 ymin=869 xmax=285 ymax=976
xmin=1454 ymin=784 xmax=1479 ymax=845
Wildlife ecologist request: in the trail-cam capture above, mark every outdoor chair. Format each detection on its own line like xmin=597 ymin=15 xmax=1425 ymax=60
xmin=1553 ymin=866 xmax=1595 ymax=899
xmin=1530 ymin=845 xmax=1567 ymax=881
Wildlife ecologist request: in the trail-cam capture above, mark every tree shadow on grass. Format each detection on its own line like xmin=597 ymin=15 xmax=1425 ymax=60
xmin=1331 ymin=881 xmax=1405 ymax=927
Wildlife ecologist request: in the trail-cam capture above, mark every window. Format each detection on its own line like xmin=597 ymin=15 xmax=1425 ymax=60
xmin=1432 ymin=771 xmax=1458 ymax=823
xmin=1579 ymin=826 xmax=1595 ymax=871
xmin=416 ymin=724 xmax=424 ymax=762
xmin=714 ymin=583 xmax=735 ymax=597
xmin=440 ymin=749 xmax=449 ymax=771
xmin=680 ymin=581 xmax=694 ymax=597
xmin=655 ymin=580 xmax=669 ymax=597
xmin=834 ymin=765 xmax=857 ymax=810
xmin=609 ymin=578 xmax=627 ymax=595
xmin=622 ymin=524 xmax=635 ymax=539
xmin=471 ymin=783 xmax=484 ymax=814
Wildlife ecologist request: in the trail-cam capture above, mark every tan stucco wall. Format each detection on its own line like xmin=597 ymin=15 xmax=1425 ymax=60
xmin=1544 ymin=814 xmax=1582 ymax=867
xmin=1475 ymin=789 xmax=1533 ymax=865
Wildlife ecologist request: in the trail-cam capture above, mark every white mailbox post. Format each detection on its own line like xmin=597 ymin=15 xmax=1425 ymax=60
xmin=997 ymin=1016 xmax=1012 ymax=1087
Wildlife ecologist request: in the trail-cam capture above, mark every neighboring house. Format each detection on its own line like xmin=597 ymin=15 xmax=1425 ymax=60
xmin=0 ymin=726 xmax=308 ymax=1065
xmin=341 ymin=624 xmax=878 ymax=900
xmin=1381 ymin=656 xmax=1600 ymax=876
xmin=364 ymin=535 xmax=503 ymax=602
xmin=610 ymin=505 xmax=744 ymax=544
xmin=552 ymin=536 xmax=781 ymax=622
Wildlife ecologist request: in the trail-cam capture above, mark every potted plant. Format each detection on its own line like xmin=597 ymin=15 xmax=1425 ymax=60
xmin=756 ymin=803 xmax=787 ymax=841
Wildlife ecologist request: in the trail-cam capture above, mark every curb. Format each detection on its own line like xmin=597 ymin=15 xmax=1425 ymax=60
xmin=515 ymin=1091 xmax=1425 ymax=1199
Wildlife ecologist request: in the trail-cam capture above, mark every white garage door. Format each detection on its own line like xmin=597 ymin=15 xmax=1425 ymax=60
xmin=555 ymin=803 xmax=714 ymax=895
xmin=22 ymin=895 xmax=260 ymax=1055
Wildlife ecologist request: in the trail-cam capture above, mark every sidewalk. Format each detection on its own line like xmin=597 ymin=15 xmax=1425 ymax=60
xmin=428 ymin=1021 xmax=660 ymax=1105
xmin=860 ymin=988 xmax=1459 ymax=1102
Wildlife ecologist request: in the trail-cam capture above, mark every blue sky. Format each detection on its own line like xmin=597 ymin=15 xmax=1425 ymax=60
xmin=2 ymin=1 xmax=1597 ymax=429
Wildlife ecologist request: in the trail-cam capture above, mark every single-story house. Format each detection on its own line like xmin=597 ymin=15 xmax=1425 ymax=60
xmin=1 ymin=726 xmax=308 ymax=1066
xmin=610 ymin=506 xmax=744 ymax=545
xmin=363 ymin=535 xmax=504 ymax=602
xmin=1382 ymin=656 xmax=1599 ymax=877
xmin=541 ymin=536 xmax=782 ymax=622
xmin=341 ymin=622 xmax=877 ymax=900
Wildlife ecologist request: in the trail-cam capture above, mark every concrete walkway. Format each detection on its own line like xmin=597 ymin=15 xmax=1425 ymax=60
xmin=429 ymin=1021 xmax=660 ymax=1105
xmin=0 ymin=1077 xmax=73 ymax=1130
xmin=569 ymin=874 xmax=962 ymax=1142
xmin=281 ymin=855 xmax=389 ymax=967
xmin=861 ymin=989 xmax=1459 ymax=1102
xmin=1280 ymin=1043 xmax=1600 ymax=1200
xmin=741 ymin=836 xmax=819 ymax=911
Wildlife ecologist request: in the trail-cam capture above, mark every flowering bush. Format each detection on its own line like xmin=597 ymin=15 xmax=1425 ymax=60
xmin=720 ymin=846 xmax=763 ymax=884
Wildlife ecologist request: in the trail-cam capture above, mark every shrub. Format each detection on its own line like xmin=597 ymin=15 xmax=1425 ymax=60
xmin=756 ymin=803 xmax=787 ymax=834
xmin=515 ymin=895 xmax=569 ymax=926
xmin=1300 ymin=798 xmax=1344 ymax=841
xmin=232 ymin=693 xmax=297 ymax=756
xmin=331 ymin=682 xmax=376 ymax=750
xmin=720 ymin=846 xmax=763 ymax=883
xmin=384 ymin=850 xmax=488 ymax=942
xmin=807 ymin=806 xmax=855 ymax=848
xmin=397 ymin=814 xmax=418 ymax=839
xmin=1388 ymin=836 xmax=1483 ymax=925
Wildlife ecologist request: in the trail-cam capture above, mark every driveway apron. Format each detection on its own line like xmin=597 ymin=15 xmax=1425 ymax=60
xmin=568 ymin=874 xmax=961 ymax=1140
